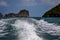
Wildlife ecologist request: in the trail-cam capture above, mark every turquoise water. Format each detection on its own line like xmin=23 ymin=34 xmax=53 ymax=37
xmin=0 ymin=17 xmax=60 ymax=40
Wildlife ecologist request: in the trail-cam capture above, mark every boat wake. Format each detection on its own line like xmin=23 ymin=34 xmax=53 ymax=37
xmin=0 ymin=18 xmax=60 ymax=40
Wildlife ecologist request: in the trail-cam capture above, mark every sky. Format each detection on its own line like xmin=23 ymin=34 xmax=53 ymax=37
xmin=0 ymin=0 xmax=60 ymax=17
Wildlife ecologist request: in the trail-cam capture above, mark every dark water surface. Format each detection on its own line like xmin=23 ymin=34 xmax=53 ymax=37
xmin=0 ymin=17 xmax=60 ymax=40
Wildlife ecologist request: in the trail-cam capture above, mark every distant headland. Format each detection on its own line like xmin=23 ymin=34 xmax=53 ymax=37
xmin=0 ymin=9 xmax=29 ymax=18
xmin=42 ymin=4 xmax=60 ymax=17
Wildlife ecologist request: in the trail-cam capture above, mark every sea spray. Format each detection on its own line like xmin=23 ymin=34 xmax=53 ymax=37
xmin=12 ymin=20 xmax=43 ymax=40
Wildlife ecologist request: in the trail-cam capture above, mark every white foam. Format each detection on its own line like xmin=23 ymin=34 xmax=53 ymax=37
xmin=0 ymin=20 xmax=8 ymax=37
xmin=1 ymin=18 xmax=60 ymax=39
xmin=12 ymin=20 xmax=43 ymax=40
xmin=0 ymin=20 xmax=6 ymax=26
xmin=37 ymin=19 xmax=60 ymax=36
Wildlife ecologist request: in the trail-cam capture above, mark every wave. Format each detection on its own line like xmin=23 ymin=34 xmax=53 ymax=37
xmin=38 ymin=19 xmax=60 ymax=36
xmin=0 ymin=20 xmax=8 ymax=37
xmin=0 ymin=18 xmax=60 ymax=40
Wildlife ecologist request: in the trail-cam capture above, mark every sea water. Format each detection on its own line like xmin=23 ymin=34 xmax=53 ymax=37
xmin=0 ymin=17 xmax=60 ymax=40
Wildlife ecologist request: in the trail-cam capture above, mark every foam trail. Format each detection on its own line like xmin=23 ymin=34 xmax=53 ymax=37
xmin=12 ymin=20 xmax=43 ymax=40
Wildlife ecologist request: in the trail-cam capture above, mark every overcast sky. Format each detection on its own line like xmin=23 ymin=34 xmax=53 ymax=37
xmin=0 ymin=0 xmax=60 ymax=17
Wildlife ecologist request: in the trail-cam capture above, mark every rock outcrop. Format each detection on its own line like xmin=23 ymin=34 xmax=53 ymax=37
xmin=18 ymin=9 xmax=29 ymax=17
xmin=5 ymin=13 xmax=16 ymax=17
xmin=4 ymin=9 xmax=29 ymax=17
xmin=42 ymin=4 xmax=60 ymax=17
xmin=0 ymin=13 xmax=3 ymax=18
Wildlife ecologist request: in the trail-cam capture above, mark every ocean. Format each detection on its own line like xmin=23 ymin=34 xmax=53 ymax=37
xmin=0 ymin=17 xmax=60 ymax=40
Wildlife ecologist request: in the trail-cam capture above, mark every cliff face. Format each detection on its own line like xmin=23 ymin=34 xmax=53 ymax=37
xmin=42 ymin=4 xmax=60 ymax=17
xmin=4 ymin=9 xmax=29 ymax=17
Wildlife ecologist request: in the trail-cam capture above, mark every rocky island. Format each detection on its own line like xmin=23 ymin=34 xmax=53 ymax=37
xmin=0 ymin=9 xmax=29 ymax=18
xmin=42 ymin=4 xmax=60 ymax=17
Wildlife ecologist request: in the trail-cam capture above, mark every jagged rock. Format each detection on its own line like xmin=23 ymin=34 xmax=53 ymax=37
xmin=18 ymin=9 xmax=29 ymax=17
xmin=42 ymin=4 xmax=60 ymax=17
